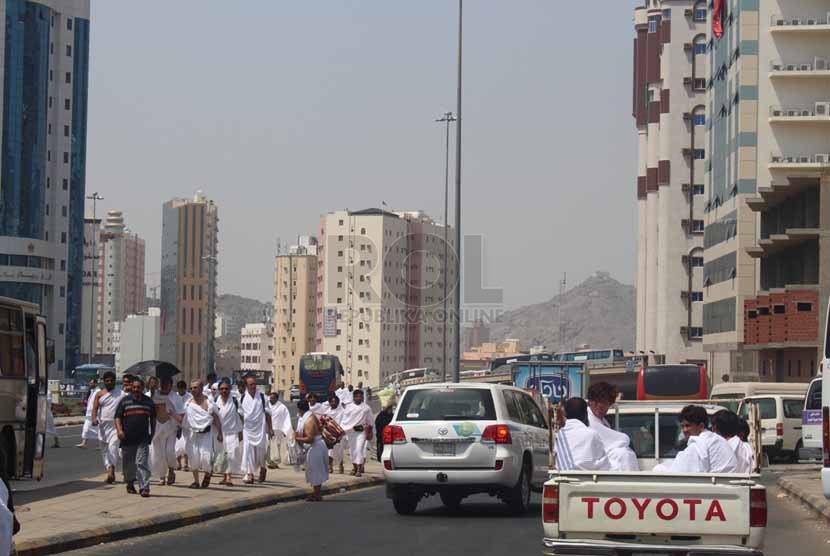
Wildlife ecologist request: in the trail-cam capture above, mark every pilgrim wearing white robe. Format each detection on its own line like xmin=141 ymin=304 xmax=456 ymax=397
xmin=216 ymin=395 xmax=244 ymax=475
xmin=308 ymin=402 xmax=327 ymax=417
xmin=96 ymin=387 xmax=124 ymax=469
xmin=340 ymin=388 xmax=354 ymax=407
xmin=323 ymin=403 xmax=346 ymax=465
xmin=185 ymin=398 xmax=218 ymax=472
xmin=304 ymin=417 xmax=329 ymax=487
xmin=171 ymin=392 xmax=191 ymax=458
xmin=555 ymin=419 xmax=611 ymax=471
xmin=240 ymin=392 xmax=270 ymax=476
xmin=587 ymin=411 xmax=640 ymax=471
xmin=266 ymin=400 xmax=292 ymax=466
xmin=341 ymin=402 xmax=373 ymax=465
xmin=81 ymin=388 xmax=100 ymax=442
xmin=728 ymin=436 xmax=755 ymax=474
xmin=653 ymin=430 xmax=738 ymax=473
xmin=149 ymin=392 xmax=179 ymax=479
xmin=0 ymin=481 xmax=13 ymax=556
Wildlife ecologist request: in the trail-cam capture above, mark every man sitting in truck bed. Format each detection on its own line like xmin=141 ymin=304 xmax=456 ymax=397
xmin=555 ymin=398 xmax=611 ymax=471
xmin=653 ymin=405 xmax=737 ymax=473
xmin=586 ymin=382 xmax=640 ymax=471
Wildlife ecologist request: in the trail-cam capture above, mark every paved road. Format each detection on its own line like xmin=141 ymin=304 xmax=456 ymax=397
xmin=61 ymin=473 xmax=829 ymax=556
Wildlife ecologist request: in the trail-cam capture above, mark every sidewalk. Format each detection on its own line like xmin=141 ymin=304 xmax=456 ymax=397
xmin=54 ymin=415 xmax=85 ymax=427
xmin=776 ymin=469 xmax=830 ymax=523
xmin=13 ymin=461 xmax=384 ymax=556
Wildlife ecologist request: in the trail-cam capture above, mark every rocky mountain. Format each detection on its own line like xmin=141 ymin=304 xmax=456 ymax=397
xmin=216 ymin=293 xmax=272 ymax=339
xmin=485 ymin=271 xmax=636 ymax=353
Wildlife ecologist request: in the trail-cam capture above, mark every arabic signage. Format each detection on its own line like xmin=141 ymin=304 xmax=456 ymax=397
xmin=323 ymin=308 xmax=338 ymax=337
xmin=511 ymin=362 xmax=585 ymax=404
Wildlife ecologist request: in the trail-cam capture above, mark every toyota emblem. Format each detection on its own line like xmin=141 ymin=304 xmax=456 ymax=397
xmin=437 ymin=427 xmax=449 ymax=436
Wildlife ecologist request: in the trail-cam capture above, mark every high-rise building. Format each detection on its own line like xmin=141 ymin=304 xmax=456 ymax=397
xmin=81 ymin=216 xmax=101 ymax=363
xmin=95 ymin=210 xmax=146 ymax=355
xmin=633 ymin=1 xmax=708 ymax=367
xmin=316 ymin=209 xmax=456 ymax=389
xmin=0 ymin=0 xmax=91 ymax=377
xmin=115 ymin=308 xmax=160 ymax=374
xmin=159 ymin=192 xmax=219 ymax=383
xmin=704 ymin=1 xmax=830 ymax=382
xmin=240 ymin=322 xmax=274 ymax=373
xmin=273 ymin=238 xmax=318 ymax=394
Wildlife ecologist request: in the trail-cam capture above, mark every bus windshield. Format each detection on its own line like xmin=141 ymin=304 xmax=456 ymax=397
xmin=639 ymin=364 xmax=705 ymax=399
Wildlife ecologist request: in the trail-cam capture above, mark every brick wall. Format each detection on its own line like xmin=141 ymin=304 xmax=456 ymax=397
xmin=744 ymin=290 xmax=819 ymax=345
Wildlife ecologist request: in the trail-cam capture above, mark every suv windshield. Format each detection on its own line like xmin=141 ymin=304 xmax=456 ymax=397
xmin=614 ymin=413 xmax=687 ymax=459
xmin=397 ymin=388 xmax=496 ymax=421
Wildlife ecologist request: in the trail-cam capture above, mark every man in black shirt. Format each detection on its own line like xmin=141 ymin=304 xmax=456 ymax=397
xmin=115 ymin=377 xmax=156 ymax=497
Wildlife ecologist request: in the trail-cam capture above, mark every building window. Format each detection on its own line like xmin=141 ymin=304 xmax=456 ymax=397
xmin=773 ymin=305 xmax=786 ymax=315
xmin=691 ymin=256 xmax=704 ymax=267
xmin=61 ymin=206 xmax=67 ymax=217
xmin=694 ymin=8 xmax=706 ymax=22
xmin=693 ymin=149 xmax=705 ymax=160
xmin=62 ymin=179 xmax=68 ymax=190
xmin=60 ymin=232 xmax=67 ymax=244
xmin=67 ymin=18 xmax=73 ymax=30
xmin=693 ymin=113 xmax=706 ymax=125
xmin=694 ymin=43 xmax=707 ymax=55
xmin=66 ymin=44 xmax=72 ymax=56
xmin=690 ymin=291 xmax=703 ymax=302
xmin=59 ymin=323 xmax=64 ymax=335
xmin=65 ymin=72 xmax=71 ymax=84
xmin=65 ymin=98 xmax=71 ymax=110
xmin=692 ymin=184 xmax=705 ymax=195
xmin=648 ymin=17 xmax=657 ymax=33
xmin=689 ymin=327 xmax=703 ymax=339
xmin=60 ymin=260 xmax=66 ymax=271
xmin=797 ymin=302 xmax=812 ymax=312
xmin=64 ymin=125 xmax=70 ymax=137
xmin=691 ymin=220 xmax=705 ymax=233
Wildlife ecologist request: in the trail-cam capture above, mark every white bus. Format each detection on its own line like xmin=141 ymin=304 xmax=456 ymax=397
xmin=822 ymin=301 xmax=830 ymax=498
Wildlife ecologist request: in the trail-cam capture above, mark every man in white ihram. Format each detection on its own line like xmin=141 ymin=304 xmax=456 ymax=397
xmin=586 ymin=382 xmax=639 ymax=471
xmin=76 ymin=377 xmax=100 ymax=448
xmin=239 ymin=376 xmax=273 ymax=484
xmin=653 ymin=405 xmax=737 ymax=473
xmin=266 ymin=391 xmax=292 ymax=469
xmin=341 ymin=388 xmax=373 ymax=477
xmin=91 ymin=371 xmax=125 ymax=484
xmin=149 ymin=376 xmax=180 ymax=485
xmin=711 ymin=409 xmax=754 ymax=474
xmin=555 ymin=398 xmax=611 ymax=471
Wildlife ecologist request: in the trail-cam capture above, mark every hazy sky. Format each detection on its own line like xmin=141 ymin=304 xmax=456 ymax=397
xmin=86 ymin=1 xmax=639 ymax=308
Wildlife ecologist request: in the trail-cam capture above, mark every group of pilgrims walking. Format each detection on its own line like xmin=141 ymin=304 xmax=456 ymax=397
xmin=77 ymin=372 xmax=379 ymax=501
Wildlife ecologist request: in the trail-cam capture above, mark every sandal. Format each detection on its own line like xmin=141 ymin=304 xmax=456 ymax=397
xmin=167 ymin=470 xmax=176 ymax=485
xmin=258 ymin=468 xmax=267 ymax=483
xmin=189 ymin=482 xmax=200 ymax=489
xmin=201 ymin=475 xmax=211 ymax=489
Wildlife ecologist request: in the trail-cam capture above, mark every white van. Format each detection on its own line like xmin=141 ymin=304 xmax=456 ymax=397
xmin=801 ymin=376 xmax=822 ymax=460
xmin=711 ymin=382 xmax=808 ymax=412
xmin=738 ymin=394 xmax=805 ymax=462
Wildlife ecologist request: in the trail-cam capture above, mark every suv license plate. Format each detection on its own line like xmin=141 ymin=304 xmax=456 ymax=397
xmin=433 ymin=443 xmax=456 ymax=456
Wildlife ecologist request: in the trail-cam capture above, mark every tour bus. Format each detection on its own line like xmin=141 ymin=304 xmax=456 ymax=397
xmin=636 ymin=363 xmax=708 ymax=400
xmin=821 ymin=301 xmax=830 ymax=499
xmin=298 ymin=352 xmax=343 ymax=398
xmin=0 ymin=296 xmax=51 ymax=480
xmin=553 ymin=348 xmax=626 ymax=369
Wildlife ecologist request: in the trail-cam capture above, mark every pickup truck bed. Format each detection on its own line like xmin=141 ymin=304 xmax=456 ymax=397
xmin=542 ymin=471 xmax=765 ymax=556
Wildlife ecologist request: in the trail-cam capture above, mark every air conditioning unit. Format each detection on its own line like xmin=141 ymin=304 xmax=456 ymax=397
xmin=815 ymin=57 xmax=829 ymax=71
xmin=771 ymin=155 xmax=782 ymax=163
xmin=785 ymin=156 xmax=796 ymax=163
xmin=815 ymin=153 xmax=830 ymax=164
xmin=815 ymin=102 xmax=830 ymax=116
xmin=786 ymin=109 xmax=799 ymax=117
xmin=791 ymin=18 xmax=801 ymax=25
xmin=684 ymin=42 xmax=693 ymax=51
xmin=683 ymin=76 xmax=693 ymax=85
xmin=771 ymin=63 xmax=782 ymax=71
xmin=775 ymin=18 xmax=787 ymax=26
xmin=798 ymin=156 xmax=811 ymax=163
xmin=684 ymin=8 xmax=693 ymax=17
xmin=771 ymin=109 xmax=783 ymax=117
xmin=682 ymin=112 xmax=692 ymax=121
xmin=807 ymin=18 xmax=818 ymax=25
xmin=800 ymin=64 xmax=812 ymax=71
xmin=786 ymin=64 xmax=796 ymax=71
xmin=801 ymin=109 xmax=812 ymax=117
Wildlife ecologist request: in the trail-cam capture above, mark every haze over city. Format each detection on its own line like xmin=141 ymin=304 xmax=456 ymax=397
xmin=85 ymin=0 xmax=639 ymax=307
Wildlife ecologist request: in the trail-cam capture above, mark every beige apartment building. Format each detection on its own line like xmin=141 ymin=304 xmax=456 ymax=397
xmin=159 ymin=193 xmax=219 ymax=383
xmin=240 ymin=322 xmax=274 ymax=373
xmin=633 ymin=1 xmax=709 ymax=367
xmin=316 ymin=209 xmax=456 ymax=389
xmin=273 ymin=238 xmax=318 ymax=395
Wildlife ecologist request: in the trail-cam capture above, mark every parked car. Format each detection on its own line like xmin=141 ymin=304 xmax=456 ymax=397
xmin=801 ymin=376 xmax=822 ymax=461
xmin=739 ymin=394 xmax=805 ymax=462
xmin=382 ymin=382 xmax=550 ymax=515
xmin=289 ymin=385 xmax=301 ymax=401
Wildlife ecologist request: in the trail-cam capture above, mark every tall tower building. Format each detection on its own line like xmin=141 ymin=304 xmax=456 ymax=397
xmin=159 ymin=193 xmax=219 ymax=383
xmin=704 ymin=1 xmax=830 ymax=383
xmin=0 ymin=0 xmax=91 ymax=377
xmin=317 ymin=209 xmax=456 ymax=389
xmin=633 ymin=1 xmax=708 ymax=367
xmin=273 ymin=237 xmax=318 ymax=395
xmin=81 ymin=216 xmax=101 ymax=363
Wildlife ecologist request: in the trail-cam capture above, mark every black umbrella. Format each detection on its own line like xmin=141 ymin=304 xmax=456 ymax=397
xmin=123 ymin=360 xmax=182 ymax=381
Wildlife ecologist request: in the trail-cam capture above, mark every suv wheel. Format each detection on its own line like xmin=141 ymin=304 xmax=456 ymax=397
xmin=440 ymin=491 xmax=463 ymax=511
xmin=392 ymin=494 xmax=418 ymax=515
xmin=507 ymin=461 xmax=531 ymax=515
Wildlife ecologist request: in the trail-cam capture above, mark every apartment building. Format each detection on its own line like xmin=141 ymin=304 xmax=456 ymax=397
xmin=634 ymin=0 xmax=709 ymax=366
xmin=159 ymin=193 xmax=219 ymax=383
xmin=273 ymin=238 xmax=318 ymax=395
xmin=240 ymin=322 xmax=274 ymax=373
xmin=703 ymin=1 xmax=830 ymax=382
xmin=316 ymin=209 xmax=456 ymax=389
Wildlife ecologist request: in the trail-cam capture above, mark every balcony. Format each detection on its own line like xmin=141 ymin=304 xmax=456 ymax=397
xmin=748 ymin=229 xmax=819 ymax=258
xmin=770 ymin=14 xmax=830 ymax=33
xmin=769 ymin=153 xmax=830 ymax=170
xmin=770 ymin=58 xmax=830 ymax=78
xmin=769 ymin=103 xmax=830 ymax=123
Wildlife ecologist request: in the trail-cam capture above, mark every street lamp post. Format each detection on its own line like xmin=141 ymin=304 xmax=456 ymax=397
xmin=436 ymin=112 xmax=456 ymax=383
xmin=85 ymin=192 xmax=103 ymax=364
xmin=453 ymin=0 xmax=463 ymax=383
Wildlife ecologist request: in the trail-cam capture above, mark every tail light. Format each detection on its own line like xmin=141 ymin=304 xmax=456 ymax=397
xmin=749 ymin=489 xmax=767 ymax=527
xmin=481 ymin=424 xmax=512 ymax=444
xmin=383 ymin=460 xmax=393 ymax=471
xmin=543 ymin=485 xmax=560 ymax=523
xmin=822 ymin=406 xmax=830 ymax=467
xmin=383 ymin=425 xmax=407 ymax=445
xmin=776 ymin=423 xmax=784 ymax=438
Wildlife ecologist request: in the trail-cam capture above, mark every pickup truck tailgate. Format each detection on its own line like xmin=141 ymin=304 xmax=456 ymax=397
xmin=559 ymin=475 xmax=751 ymax=537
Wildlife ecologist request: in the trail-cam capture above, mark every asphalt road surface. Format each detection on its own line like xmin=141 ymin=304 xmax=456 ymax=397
xmin=62 ymin=474 xmax=829 ymax=556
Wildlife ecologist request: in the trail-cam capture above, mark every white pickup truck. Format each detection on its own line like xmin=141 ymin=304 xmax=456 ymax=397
xmin=542 ymin=402 xmax=766 ymax=555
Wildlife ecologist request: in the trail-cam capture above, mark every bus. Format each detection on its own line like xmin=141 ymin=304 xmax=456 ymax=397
xmin=0 ymin=296 xmax=50 ymax=480
xmin=636 ymin=363 xmax=708 ymax=401
xmin=553 ymin=348 xmax=627 ymax=368
xmin=58 ymin=364 xmax=113 ymax=415
xmin=489 ymin=352 xmax=553 ymax=375
xmin=821 ymin=302 xmax=830 ymax=499
xmin=298 ymin=353 xmax=343 ymax=398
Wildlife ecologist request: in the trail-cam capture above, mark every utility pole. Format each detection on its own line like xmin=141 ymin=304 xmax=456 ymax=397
xmin=86 ymin=192 xmax=103 ymax=364
xmin=436 ymin=112 xmax=456 ymax=382
xmin=452 ymin=0 xmax=463 ymax=383
xmin=557 ymin=273 xmax=567 ymax=353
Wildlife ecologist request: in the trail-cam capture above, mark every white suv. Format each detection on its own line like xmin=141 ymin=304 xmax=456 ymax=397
xmin=381 ymin=383 xmax=550 ymax=515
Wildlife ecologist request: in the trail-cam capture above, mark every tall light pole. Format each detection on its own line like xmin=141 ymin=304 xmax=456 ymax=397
xmin=86 ymin=192 xmax=103 ymax=364
xmin=452 ymin=0 xmax=463 ymax=383
xmin=436 ymin=112 xmax=456 ymax=383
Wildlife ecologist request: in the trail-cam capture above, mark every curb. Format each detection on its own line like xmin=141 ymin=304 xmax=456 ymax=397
xmin=54 ymin=420 xmax=85 ymax=428
xmin=14 ymin=475 xmax=384 ymax=556
xmin=777 ymin=476 xmax=830 ymax=523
